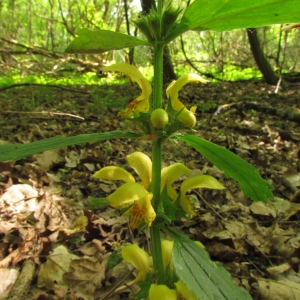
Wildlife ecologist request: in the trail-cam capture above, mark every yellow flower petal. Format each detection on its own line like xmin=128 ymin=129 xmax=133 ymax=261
xmin=127 ymin=152 xmax=152 ymax=189
xmin=177 ymin=108 xmax=197 ymax=128
xmin=142 ymin=197 xmax=156 ymax=227
xmin=102 ymin=63 xmax=145 ymax=79
xmin=107 ymin=182 xmax=149 ymax=207
xmin=122 ymin=244 xmax=150 ymax=281
xmin=195 ymin=241 xmax=205 ymax=249
xmin=180 ymin=194 xmax=197 ymax=216
xmin=123 ymin=193 xmax=155 ymax=228
xmin=161 ymin=163 xmax=191 ymax=200
xmin=166 ymin=73 xmax=208 ymax=111
xmin=149 ymin=284 xmax=177 ymax=300
xmin=93 ymin=166 xmax=135 ymax=182
xmin=161 ymin=240 xmax=173 ymax=270
xmin=181 ymin=175 xmax=225 ymax=195
xmin=175 ymin=280 xmax=198 ymax=300
xmin=180 ymin=175 xmax=225 ymax=215
xmin=161 ymin=240 xmax=203 ymax=271
xmin=102 ymin=63 xmax=152 ymax=117
xmin=166 ymin=73 xmax=208 ymax=127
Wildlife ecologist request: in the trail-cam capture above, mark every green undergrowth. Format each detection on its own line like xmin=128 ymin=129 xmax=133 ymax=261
xmin=0 ymin=63 xmax=266 ymax=90
xmin=0 ymin=72 xmax=128 ymax=88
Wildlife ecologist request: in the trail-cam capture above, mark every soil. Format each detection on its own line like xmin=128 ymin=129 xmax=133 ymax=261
xmin=0 ymin=79 xmax=300 ymax=299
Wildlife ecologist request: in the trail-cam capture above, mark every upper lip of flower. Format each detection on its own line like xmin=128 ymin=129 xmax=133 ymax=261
xmin=102 ymin=63 xmax=152 ymax=117
xmin=166 ymin=73 xmax=208 ymax=127
xmin=166 ymin=73 xmax=208 ymax=111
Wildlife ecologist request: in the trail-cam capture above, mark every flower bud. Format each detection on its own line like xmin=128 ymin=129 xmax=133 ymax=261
xmin=151 ymin=108 xmax=169 ymax=129
xmin=147 ymin=10 xmax=161 ymax=40
xmin=161 ymin=5 xmax=181 ymax=37
xmin=177 ymin=108 xmax=197 ymax=128
xmin=132 ymin=16 xmax=154 ymax=42
xmin=149 ymin=284 xmax=177 ymax=300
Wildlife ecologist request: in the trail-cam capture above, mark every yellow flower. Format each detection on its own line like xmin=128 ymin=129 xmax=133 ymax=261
xmin=93 ymin=152 xmax=155 ymax=228
xmin=175 ymin=280 xmax=198 ymax=300
xmin=161 ymin=240 xmax=174 ymax=270
xmin=161 ymin=163 xmax=191 ymax=201
xmin=161 ymin=240 xmax=205 ymax=271
xmin=94 ymin=151 xmax=224 ymax=225
xmin=180 ymin=175 xmax=225 ymax=215
xmin=102 ymin=63 xmax=152 ymax=117
xmin=123 ymin=193 xmax=155 ymax=228
xmin=149 ymin=284 xmax=177 ymax=300
xmin=122 ymin=244 xmax=150 ymax=282
xmin=166 ymin=74 xmax=208 ymax=127
xmin=127 ymin=151 xmax=152 ymax=188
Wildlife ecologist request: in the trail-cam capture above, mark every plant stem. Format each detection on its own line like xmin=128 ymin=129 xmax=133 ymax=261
xmin=152 ymin=42 xmax=164 ymax=110
xmin=149 ymin=27 xmax=165 ymax=282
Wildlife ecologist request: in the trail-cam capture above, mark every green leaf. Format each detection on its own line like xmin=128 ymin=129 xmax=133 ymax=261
xmin=134 ymin=272 xmax=152 ymax=300
xmin=0 ymin=131 xmax=141 ymax=162
xmin=88 ymin=197 xmax=110 ymax=209
xmin=157 ymin=187 xmax=179 ymax=223
xmin=65 ymin=29 xmax=148 ymax=54
xmin=107 ymin=251 xmax=123 ymax=271
xmin=171 ymin=231 xmax=252 ymax=300
xmin=175 ymin=134 xmax=273 ymax=203
xmin=184 ymin=0 xmax=300 ymax=31
xmin=167 ymin=0 xmax=300 ymax=40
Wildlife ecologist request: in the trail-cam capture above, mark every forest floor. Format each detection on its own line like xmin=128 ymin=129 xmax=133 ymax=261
xmin=0 ymin=78 xmax=300 ymax=300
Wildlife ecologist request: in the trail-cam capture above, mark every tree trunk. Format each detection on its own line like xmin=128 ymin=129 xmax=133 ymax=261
xmin=163 ymin=46 xmax=176 ymax=83
xmin=141 ymin=0 xmax=156 ymax=14
xmin=247 ymin=28 xmax=279 ymax=85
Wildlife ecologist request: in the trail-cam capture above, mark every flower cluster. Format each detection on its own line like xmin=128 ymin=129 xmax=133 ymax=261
xmin=93 ymin=152 xmax=224 ymax=228
xmin=121 ymin=241 xmax=205 ymax=299
xmin=102 ymin=63 xmax=208 ymax=127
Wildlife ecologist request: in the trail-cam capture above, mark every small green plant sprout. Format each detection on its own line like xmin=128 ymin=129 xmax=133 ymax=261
xmin=1 ymin=0 xmax=300 ymax=299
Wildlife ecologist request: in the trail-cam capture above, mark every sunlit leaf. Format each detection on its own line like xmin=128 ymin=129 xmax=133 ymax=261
xmin=175 ymin=134 xmax=273 ymax=203
xmin=65 ymin=29 xmax=148 ymax=53
xmin=167 ymin=0 xmax=300 ymax=40
xmin=171 ymin=231 xmax=252 ymax=300
xmin=0 ymin=131 xmax=141 ymax=162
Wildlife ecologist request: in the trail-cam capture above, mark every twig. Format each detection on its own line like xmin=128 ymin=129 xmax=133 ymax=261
xmin=8 ymin=259 xmax=36 ymax=300
xmin=1 ymin=110 xmax=85 ymax=120
xmin=194 ymin=190 xmax=226 ymax=221
xmin=0 ymin=83 xmax=90 ymax=94
xmin=101 ymin=268 xmax=135 ymax=300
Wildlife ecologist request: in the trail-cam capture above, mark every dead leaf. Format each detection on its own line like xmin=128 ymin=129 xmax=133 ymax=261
xmin=37 ymin=245 xmax=78 ymax=288
xmin=257 ymin=279 xmax=300 ymax=300
xmin=0 ymin=268 xmax=19 ymax=299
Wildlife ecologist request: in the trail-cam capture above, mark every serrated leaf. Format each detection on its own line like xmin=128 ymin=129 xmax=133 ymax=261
xmin=65 ymin=29 xmax=148 ymax=54
xmin=157 ymin=187 xmax=179 ymax=223
xmin=171 ymin=232 xmax=252 ymax=300
xmin=108 ymin=251 xmax=123 ymax=270
xmin=0 ymin=131 xmax=141 ymax=162
xmin=166 ymin=0 xmax=300 ymax=41
xmin=175 ymin=134 xmax=273 ymax=202
xmin=134 ymin=272 xmax=152 ymax=300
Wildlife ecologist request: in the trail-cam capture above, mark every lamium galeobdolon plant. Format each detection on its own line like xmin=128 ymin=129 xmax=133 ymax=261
xmin=1 ymin=0 xmax=300 ymax=299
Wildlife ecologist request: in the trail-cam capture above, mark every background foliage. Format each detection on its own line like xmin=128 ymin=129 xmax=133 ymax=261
xmin=0 ymin=0 xmax=300 ymax=84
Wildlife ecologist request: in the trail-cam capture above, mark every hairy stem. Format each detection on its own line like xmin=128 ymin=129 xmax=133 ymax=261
xmin=152 ymin=42 xmax=164 ymax=110
xmin=149 ymin=1 xmax=165 ymax=282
